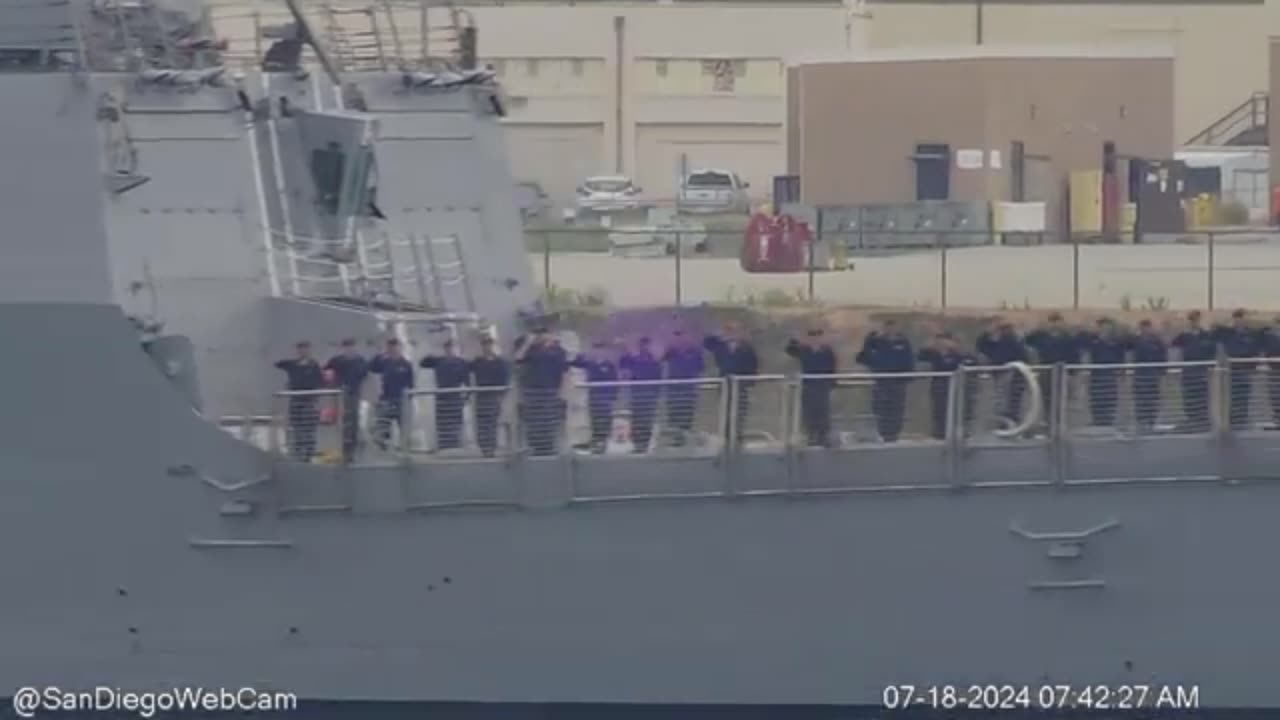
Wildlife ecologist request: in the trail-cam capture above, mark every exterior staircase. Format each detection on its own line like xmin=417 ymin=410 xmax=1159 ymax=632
xmin=1185 ymin=92 xmax=1269 ymax=147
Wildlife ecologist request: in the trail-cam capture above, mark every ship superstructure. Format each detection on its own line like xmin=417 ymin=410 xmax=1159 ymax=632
xmin=1 ymin=0 xmax=1279 ymax=708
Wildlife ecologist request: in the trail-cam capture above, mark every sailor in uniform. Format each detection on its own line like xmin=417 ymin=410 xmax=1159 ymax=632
xmin=323 ymin=338 xmax=368 ymax=462
xmin=785 ymin=327 xmax=837 ymax=447
xmin=1260 ymin=319 xmax=1280 ymax=429
xmin=469 ymin=335 xmax=510 ymax=457
xmin=856 ymin=319 xmax=914 ymax=443
xmin=917 ymin=331 xmax=978 ymax=440
xmin=274 ymin=340 xmax=324 ymax=461
xmin=703 ymin=322 xmax=759 ymax=444
xmin=419 ymin=338 xmax=471 ymax=451
xmin=661 ymin=329 xmax=706 ymax=447
xmin=619 ymin=337 xmax=663 ymax=453
xmin=514 ymin=326 xmax=568 ymax=456
xmin=1171 ymin=310 xmax=1218 ymax=432
xmin=570 ymin=340 xmax=620 ymax=454
xmin=1130 ymin=319 xmax=1168 ymax=433
xmin=1025 ymin=312 xmax=1083 ymax=430
xmin=1215 ymin=308 xmax=1262 ymax=430
xmin=1078 ymin=317 xmax=1128 ymax=428
xmin=370 ymin=338 xmax=415 ymax=450
xmin=976 ymin=318 xmax=1030 ymax=425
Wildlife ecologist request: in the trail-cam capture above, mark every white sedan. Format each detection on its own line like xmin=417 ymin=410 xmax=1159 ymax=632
xmin=575 ymin=176 xmax=646 ymax=214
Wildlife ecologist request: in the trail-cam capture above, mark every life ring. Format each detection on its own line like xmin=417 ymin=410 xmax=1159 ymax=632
xmin=991 ymin=361 xmax=1042 ymax=438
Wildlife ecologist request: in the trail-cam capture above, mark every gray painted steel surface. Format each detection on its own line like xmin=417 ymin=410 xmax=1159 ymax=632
xmin=1 ymin=0 xmax=1275 ymax=707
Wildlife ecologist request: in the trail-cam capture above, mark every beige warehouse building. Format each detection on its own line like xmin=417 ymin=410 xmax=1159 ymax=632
xmin=209 ymin=0 xmax=1272 ymax=212
xmin=865 ymin=0 xmax=1278 ymax=145
xmin=787 ymin=47 xmax=1176 ymax=228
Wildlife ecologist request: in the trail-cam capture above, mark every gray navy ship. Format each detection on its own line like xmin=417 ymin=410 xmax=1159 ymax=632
xmin=1 ymin=0 xmax=1278 ymax=713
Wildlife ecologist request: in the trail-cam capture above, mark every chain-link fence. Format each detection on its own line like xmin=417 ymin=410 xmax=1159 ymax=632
xmin=526 ymin=227 xmax=1280 ymax=311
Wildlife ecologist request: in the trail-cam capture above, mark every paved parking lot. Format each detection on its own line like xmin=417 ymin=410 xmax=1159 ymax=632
xmin=532 ymin=239 xmax=1280 ymax=310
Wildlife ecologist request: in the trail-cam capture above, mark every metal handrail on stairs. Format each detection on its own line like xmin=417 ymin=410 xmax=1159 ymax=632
xmin=1185 ymin=92 xmax=1269 ymax=147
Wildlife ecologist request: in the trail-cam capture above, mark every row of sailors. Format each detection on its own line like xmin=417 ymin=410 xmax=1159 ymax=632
xmin=274 ymin=309 xmax=1280 ymax=461
xmin=273 ymin=325 xmax=763 ymax=461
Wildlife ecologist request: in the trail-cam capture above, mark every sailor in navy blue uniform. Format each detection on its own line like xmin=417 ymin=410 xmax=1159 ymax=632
xmin=856 ymin=319 xmax=914 ymax=443
xmin=1079 ymin=317 xmax=1129 ymax=428
xmin=1130 ymin=319 xmax=1168 ymax=432
xmin=619 ymin=337 xmax=663 ymax=453
xmin=976 ymin=319 xmax=1030 ymax=424
xmin=369 ymin=338 xmax=415 ymax=450
xmin=275 ymin=340 xmax=324 ymax=461
xmin=323 ymin=338 xmax=368 ymax=461
xmin=419 ymin=338 xmax=471 ymax=451
xmin=570 ymin=340 xmax=620 ymax=453
xmin=1215 ymin=308 xmax=1262 ymax=430
xmin=661 ymin=329 xmax=705 ymax=446
xmin=1171 ymin=310 xmax=1218 ymax=432
xmin=515 ymin=327 xmax=569 ymax=456
xmin=917 ymin=331 xmax=977 ymax=440
xmin=1261 ymin=319 xmax=1280 ymax=428
xmin=785 ymin=327 xmax=837 ymax=447
xmin=703 ymin=322 xmax=759 ymax=444
xmin=469 ymin=335 xmax=510 ymax=457
xmin=1026 ymin=312 xmax=1083 ymax=429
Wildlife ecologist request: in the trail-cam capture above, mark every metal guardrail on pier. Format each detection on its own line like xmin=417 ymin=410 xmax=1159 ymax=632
xmin=253 ymin=360 xmax=1280 ymax=495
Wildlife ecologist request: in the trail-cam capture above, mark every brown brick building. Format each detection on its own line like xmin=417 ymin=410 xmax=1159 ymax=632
xmin=786 ymin=47 xmax=1176 ymax=230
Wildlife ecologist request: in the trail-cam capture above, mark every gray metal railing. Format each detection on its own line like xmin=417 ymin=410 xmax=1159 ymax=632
xmin=269 ymin=388 xmax=346 ymax=462
xmin=257 ymin=361 xmax=1279 ymax=489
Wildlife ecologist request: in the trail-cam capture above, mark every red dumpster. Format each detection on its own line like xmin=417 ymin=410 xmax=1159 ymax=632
xmin=741 ymin=212 xmax=813 ymax=273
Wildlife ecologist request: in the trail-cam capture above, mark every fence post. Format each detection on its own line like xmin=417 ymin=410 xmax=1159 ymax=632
xmin=1207 ymin=231 xmax=1216 ymax=311
xmin=541 ymin=230 xmax=551 ymax=291
xmin=1072 ymin=234 xmax=1080 ymax=310
xmin=940 ymin=241 xmax=949 ymax=309
xmin=674 ymin=230 xmax=683 ymax=306
xmin=809 ymin=210 xmax=821 ymax=302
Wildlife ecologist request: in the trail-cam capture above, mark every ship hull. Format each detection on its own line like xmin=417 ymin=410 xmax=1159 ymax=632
xmin=2 ymin=303 xmax=1277 ymax=705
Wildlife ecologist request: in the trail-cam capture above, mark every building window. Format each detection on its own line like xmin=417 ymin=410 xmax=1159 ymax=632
xmin=656 ymin=59 xmax=668 ymax=77
xmin=570 ymin=58 xmax=584 ymax=76
xmin=709 ymin=59 xmax=734 ymax=92
xmin=526 ymin=59 xmax=539 ymax=77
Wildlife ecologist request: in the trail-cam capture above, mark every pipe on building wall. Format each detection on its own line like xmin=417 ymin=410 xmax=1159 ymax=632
xmin=613 ymin=15 xmax=625 ymax=174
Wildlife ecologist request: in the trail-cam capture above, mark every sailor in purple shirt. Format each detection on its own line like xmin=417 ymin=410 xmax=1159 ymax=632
xmin=619 ymin=337 xmax=662 ymax=453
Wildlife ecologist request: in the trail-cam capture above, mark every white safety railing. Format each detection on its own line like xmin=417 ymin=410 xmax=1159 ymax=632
xmin=253 ymin=362 xmax=1280 ymax=484
xmin=269 ymin=389 xmax=346 ymax=463
xmin=1226 ymin=358 xmax=1280 ymax=432
xmin=793 ymin=369 xmax=960 ymax=447
xmin=729 ymin=374 xmax=791 ymax=452
xmin=1062 ymin=361 xmax=1220 ymax=437
xmin=570 ymin=377 xmax=728 ymax=458
xmin=403 ymin=385 xmax=515 ymax=458
xmin=208 ymin=0 xmax=468 ymax=73
xmin=957 ymin=363 xmax=1047 ymax=440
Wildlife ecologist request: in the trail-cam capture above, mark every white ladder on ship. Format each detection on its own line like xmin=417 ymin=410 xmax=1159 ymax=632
xmin=319 ymin=2 xmax=386 ymax=72
xmin=271 ymin=228 xmax=474 ymax=317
